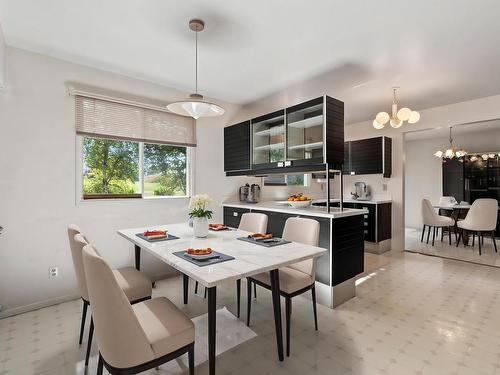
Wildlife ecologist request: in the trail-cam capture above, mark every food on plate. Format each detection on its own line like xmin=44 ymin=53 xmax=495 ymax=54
xmin=287 ymin=193 xmax=310 ymax=202
xmin=249 ymin=233 xmax=273 ymax=239
xmin=143 ymin=230 xmax=167 ymax=238
xmin=186 ymin=247 xmax=213 ymax=255
xmin=209 ymin=223 xmax=227 ymax=230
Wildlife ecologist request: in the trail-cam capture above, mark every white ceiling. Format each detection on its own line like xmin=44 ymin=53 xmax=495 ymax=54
xmin=405 ymin=119 xmax=500 ymax=141
xmin=1 ymin=0 xmax=500 ymax=123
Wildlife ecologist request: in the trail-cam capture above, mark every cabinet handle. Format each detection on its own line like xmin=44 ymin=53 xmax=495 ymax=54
xmin=277 ymin=162 xmax=284 ymax=167
xmin=284 ymin=161 xmax=292 ymax=167
xmin=364 ymin=215 xmax=368 ymax=219
xmin=233 ymin=212 xmax=238 ymax=217
xmin=364 ymin=230 xmax=368 ymax=234
xmin=364 ymin=222 xmax=369 ymax=226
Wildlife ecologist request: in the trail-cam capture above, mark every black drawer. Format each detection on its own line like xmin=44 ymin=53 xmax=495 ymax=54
xmin=223 ymin=206 xmax=251 ymax=228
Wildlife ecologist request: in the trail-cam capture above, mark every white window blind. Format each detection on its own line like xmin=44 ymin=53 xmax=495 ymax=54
xmin=75 ymin=95 xmax=196 ymax=146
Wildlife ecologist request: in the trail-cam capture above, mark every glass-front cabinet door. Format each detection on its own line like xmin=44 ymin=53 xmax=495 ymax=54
xmin=286 ymin=97 xmax=324 ymax=166
xmin=252 ymin=110 xmax=286 ymax=169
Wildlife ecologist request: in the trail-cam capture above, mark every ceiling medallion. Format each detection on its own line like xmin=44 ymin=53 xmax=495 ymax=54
xmin=373 ymin=87 xmax=420 ymax=129
xmin=166 ymin=19 xmax=225 ymax=119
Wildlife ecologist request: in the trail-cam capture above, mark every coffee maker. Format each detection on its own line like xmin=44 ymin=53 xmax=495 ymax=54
xmin=351 ymin=182 xmax=371 ymax=200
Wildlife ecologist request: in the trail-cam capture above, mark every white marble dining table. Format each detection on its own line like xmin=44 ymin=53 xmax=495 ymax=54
xmin=118 ymin=223 xmax=326 ymax=375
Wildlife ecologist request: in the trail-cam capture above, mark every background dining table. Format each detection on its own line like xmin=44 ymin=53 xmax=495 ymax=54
xmin=118 ymin=223 xmax=326 ymax=375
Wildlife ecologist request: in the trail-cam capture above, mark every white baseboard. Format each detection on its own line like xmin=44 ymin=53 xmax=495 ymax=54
xmin=0 ymin=294 xmax=80 ymax=319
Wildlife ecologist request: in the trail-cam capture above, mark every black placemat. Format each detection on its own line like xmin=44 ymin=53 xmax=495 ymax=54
xmin=237 ymin=236 xmax=291 ymax=247
xmin=173 ymin=251 xmax=235 ymax=267
xmin=135 ymin=233 xmax=180 ymax=242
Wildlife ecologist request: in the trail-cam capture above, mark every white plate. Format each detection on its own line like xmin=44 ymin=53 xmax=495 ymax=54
xmin=188 ymin=252 xmax=216 ymax=260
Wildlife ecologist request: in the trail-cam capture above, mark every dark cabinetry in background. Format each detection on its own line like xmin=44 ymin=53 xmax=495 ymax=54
xmin=223 ymin=206 xmax=250 ymax=228
xmin=342 ymin=202 xmax=391 ymax=243
xmin=224 ymin=121 xmax=251 ymax=173
xmin=343 ymin=136 xmax=392 ymax=177
xmin=442 ymin=159 xmax=465 ymax=202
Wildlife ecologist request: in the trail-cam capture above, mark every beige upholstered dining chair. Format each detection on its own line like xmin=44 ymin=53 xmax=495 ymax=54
xmin=456 ymin=198 xmax=498 ymax=255
xmin=195 ymin=212 xmax=269 ymax=317
xmin=67 ymin=225 xmax=152 ymax=367
xmin=246 ymin=217 xmax=320 ymax=357
xmin=82 ymin=244 xmax=195 ymax=375
xmin=421 ymin=199 xmax=455 ymax=246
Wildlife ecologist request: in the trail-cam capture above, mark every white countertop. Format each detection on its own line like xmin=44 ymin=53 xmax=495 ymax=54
xmin=313 ymin=198 xmax=392 ymax=205
xmin=118 ymin=223 xmax=326 ymax=287
xmin=222 ymin=201 xmax=368 ymax=219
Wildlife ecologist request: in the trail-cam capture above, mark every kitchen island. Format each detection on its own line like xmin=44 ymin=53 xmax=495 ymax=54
xmin=222 ymin=201 xmax=368 ymax=308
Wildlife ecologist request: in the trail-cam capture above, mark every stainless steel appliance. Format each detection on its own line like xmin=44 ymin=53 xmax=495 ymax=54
xmin=239 ymin=184 xmax=250 ymax=202
xmin=239 ymin=183 xmax=261 ymax=203
xmin=351 ymin=182 xmax=371 ymax=200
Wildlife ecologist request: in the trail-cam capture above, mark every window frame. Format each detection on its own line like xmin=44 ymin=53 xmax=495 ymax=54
xmin=75 ymin=135 xmax=193 ymax=203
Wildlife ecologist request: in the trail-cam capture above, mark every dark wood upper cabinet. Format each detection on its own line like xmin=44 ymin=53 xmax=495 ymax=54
xmin=344 ymin=136 xmax=392 ymax=177
xmin=442 ymin=158 xmax=465 ymax=202
xmin=224 ymin=95 xmax=344 ymax=176
xmin=224 ymin=121 xmax=251 ymax=173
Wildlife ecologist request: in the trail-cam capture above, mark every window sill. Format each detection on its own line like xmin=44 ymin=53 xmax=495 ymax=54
xmin=78 ymin=195 xmax=190 ymax=203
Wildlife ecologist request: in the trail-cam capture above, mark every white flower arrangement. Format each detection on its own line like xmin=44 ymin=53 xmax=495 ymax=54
xmin=188 ymin=194 xmax=213 ymax=218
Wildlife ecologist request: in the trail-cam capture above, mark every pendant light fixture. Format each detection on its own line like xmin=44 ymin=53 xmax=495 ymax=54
xmin=434 ymin=126 xmax=467 ymax=159
xmin=373 ymin=87 xmax=420 ymax=129
xmin=167 ymin=19 xmax=225 ymax=119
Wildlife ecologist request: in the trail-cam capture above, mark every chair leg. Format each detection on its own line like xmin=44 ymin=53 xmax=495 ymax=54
xmin=85 ymin=317 xmax=93 ymax=366
xmin=456 ymin=228 xmax=462 ymax=247
xmin=194 ymin=281 xmax=198 ymax=294
xmin=79 ymin=300 xmax=88 ymax=345
xmin=463 ymin=230 xmax=468 ymax=247
xmin=448 ymin=226 xmax=452 ymax=245
xmin=97 ymin=353 xmax=103 ymax=375
xmin=478 ymin=231 xmax=482 ymax=255
xmin=492 ymin=231 xmax=497 ymax=253
xmin=432 ymin=227 xmax=436 ymax=246
xmin=204 ymin=287 xmax=207 ymax=299
xmin=441 ymin=227 xmax=444 ymax=242
xmin=426 ymin=226 xmax=431 ymax=244
xmin=285 ymin=296 xmax=291 ymax=357
xmin=246 ymin=278 xmax=252 ymax=326
xmin=254 ymin=282 xmax=257 ymax=299
xmin=421 ymin=225 xmax=426 ymax=242
xmin=311 ymin=285 xmax=318 ymax=331
xmin=188 ymin=343 xmax=194 ymax=375
xmin=236 ymin=279 xmax=241 ymax=318
xmin=472 ymin=234 xmax=475 ymax=247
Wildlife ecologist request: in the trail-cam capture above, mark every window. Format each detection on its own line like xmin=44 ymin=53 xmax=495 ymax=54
xmin=82 ymin=137 xmax=189 ymax=199
xmin=143 ymin=143 xmax=187 ymax=197
xmin=74 ymin=92 xmax=196 ymax=200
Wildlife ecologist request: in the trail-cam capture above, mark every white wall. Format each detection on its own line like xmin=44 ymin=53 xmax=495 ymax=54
xmin=405 ymin=128 xmax=500 ymax=229
xmin=0 ymin=23 xmax=5 ymax=88
xmin=0 ymin=47 xmax=243 ymax=317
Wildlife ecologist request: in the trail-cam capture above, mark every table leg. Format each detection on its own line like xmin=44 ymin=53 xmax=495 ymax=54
xmin=236 ymin=279 xmax=241 ymax=318
xmin=134 ymin=245 xmax=141 ymax=270
xmin=270 ymin=269 xmax=284 ymax=361
xmin=207 ymin=286 xmax=217 ymax=375
xmin=183 ymin=274 xmax=189 ymax=305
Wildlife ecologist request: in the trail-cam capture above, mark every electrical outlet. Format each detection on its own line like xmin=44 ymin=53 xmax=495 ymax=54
xmin=49 ymin=267 xmax=58 ymax=278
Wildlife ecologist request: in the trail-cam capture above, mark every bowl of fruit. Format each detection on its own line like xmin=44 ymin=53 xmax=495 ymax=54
xmin=287 ymin=193 xmax=312 ymax=208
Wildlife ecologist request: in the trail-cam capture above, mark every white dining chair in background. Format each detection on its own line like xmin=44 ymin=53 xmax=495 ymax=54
xmin=421 ymin=199 xmax=455 ymax=246
xmin=456 ymin=198 xmax=498 ymax=255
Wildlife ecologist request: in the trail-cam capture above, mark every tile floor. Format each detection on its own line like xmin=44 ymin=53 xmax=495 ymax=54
xmin=2 ymin=251 xmax=500 ymax=375
xmin=406 ymin=227 xmax=500 ymax=267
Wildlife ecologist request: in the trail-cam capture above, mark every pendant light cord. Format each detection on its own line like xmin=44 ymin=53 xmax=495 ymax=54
xmin=195 ymin=29 xmax=198 ymax=95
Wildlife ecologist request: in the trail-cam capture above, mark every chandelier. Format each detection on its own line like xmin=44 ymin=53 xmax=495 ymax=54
xmin=167 ymin=19 xmax=225 ymax=119
xmin=434 ymin=127 xmax=467 ymax=159
xmin=373 ymin=87 xmax=420 ymax=129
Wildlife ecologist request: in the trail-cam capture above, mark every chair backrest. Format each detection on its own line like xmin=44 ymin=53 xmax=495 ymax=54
xmin=67 ymin=225 xmax=90 ymax=300
xmin=463 ymin=198 xmax=498 ymax=231
xmin=239 ymin=212 xmax=268 ymax=234
xmin=282 ymin=217 xmax=320 ymax=277
xmin=421 ymin=199 xmax=439 ymax=226
xmin=82 ymin=244 xmax=155 ymax=368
